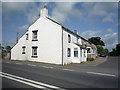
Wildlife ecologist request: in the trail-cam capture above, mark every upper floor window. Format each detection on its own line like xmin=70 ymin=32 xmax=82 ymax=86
xmin=74 ymin=48 xmax=78 ymax=57
xmin=32 ymin=46 xmax=38 ymax=58
xmin=77 ymin=37 xmax=79 ymax=43
xmin=22 ymin=46 xmax=26 ymax=54
xmin=26 ymin=33 xmax=28 ymax=40
xmin=87 ymin=48 xmax=91 ymax=53
xmin=68 ymin=34 xmax=71 ymax=43
xmin=32 ymin=30 xmax=38 ymax=41
xmin=67 ymin=48 xmax=71 ymax=57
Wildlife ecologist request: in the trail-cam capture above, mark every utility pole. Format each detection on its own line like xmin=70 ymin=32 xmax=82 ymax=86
xmin=17 ymin=32 xmax=19 ymax=43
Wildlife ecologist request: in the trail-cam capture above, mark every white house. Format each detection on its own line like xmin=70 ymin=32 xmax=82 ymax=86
xmin=11 ymin=6 xmax=97 ymax=65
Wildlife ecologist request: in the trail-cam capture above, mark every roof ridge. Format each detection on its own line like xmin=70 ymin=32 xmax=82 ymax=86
xmin=47 ymin=17 xmax=90 ymax=43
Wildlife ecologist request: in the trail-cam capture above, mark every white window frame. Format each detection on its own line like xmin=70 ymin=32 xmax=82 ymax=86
xmin=22 ymin=46 xmax=26 ymax=54
xmin=68 ymin=34 xmax=71 ymax=43
xmin=74 ymin=48 xmax=78 ymax=57
xmin=26 ymin=33 xmax=28 ymax=40
xmin=32 ymin=30 xmax=38 ymax=41
xmin=32 ymin=46 xmax=38 ymax=58
xmin=67 ymin=48 xmax=71 ymax=57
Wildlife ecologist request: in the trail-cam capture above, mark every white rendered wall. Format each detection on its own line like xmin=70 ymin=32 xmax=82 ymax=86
xmin=29 ymin=17 xmax=62 ymax=64
xmin=11 ymin=17 xmax=62 ymax=64
xmin=63 ymin=30 xmax=82 ymax=64
xmin=11 ymin=31 xmax=29 ymax=61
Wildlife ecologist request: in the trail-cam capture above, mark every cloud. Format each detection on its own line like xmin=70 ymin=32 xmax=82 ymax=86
xmin=80 ymin=30 xmax=101 ymax=39
xmin=3 ymin=40 xmax=16 ymax=47
xmin=107 ymin=28 xmax=113 ymax=33
xmin=50 ymin=2 xmax=77 ymax=24
xmin=17 ymin=24 xmax=28 ymax=31
xmin=101 ymin=28 xmax=118 ymax=51
xmin=103 ymin=13 xmax=114 ymax=23
xmin=80 ymin=28 xmax=118 ymax=51
xmin=2 ymin=2 xmax=40 ymax=23
xmin=80 ymin=2 xmax=117 ymax=22
xmin=102 ymin=32 xmax=118 ymax=51
xmin=2 ymin=2 xmax=30 ymax=13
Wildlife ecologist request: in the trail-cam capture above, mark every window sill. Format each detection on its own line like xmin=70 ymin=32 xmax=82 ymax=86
xmin=22 ymin=52 xmax=25 ymax=54
xmin=32 ymin=39 xmax=38 ymax=41
xmin=31 ymin=56 xmax=38 ymax=58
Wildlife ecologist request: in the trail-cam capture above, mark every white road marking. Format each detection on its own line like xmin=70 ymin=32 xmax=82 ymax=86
xmin=0 ymin=74 xmax=45 ymax=88
xmin=16 ymin=63 xmax=22 ymax=65
xmin=42 ymin=66 xmax=53 ymax=69
xmin=87 ymin=72 xmax=116 ymax=77
xmin=6 ymin=62 xmax=10 ymax=63
xmin=62 ymin=69 xmax=75 ymax=71
xmin=27 ymin=64 xmax=36 ymax=67
xmin=0 ymin=72 xmax=60 ymax=89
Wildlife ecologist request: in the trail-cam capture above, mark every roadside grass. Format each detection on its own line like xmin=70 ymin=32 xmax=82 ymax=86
xmin=9 ymin=57 xmax=96 ymax=66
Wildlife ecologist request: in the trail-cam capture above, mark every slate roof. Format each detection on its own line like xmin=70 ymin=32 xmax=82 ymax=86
xmin=47 ymin=17 xmax=92 ymax=44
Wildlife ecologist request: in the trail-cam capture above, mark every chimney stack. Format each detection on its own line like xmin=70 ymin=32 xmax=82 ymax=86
xmin=40 ymin=5 xmax=48 ymax=17
xmin=74 ymin=30 xmax=78 ymax=34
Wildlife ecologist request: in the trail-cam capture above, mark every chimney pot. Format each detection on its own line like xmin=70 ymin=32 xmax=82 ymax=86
xmin=44 ymin=5 xmax=47 ymax=8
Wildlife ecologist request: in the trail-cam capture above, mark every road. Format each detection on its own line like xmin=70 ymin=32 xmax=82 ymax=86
xmin=1 ymin=56 xmax=119 ymax=89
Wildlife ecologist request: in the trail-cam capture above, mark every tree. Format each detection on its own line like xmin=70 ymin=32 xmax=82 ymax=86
xmin=116 ymin=43 xmax=120 ymax=56
xmin=88 ymin=37 xmax=105 ymax=46
xmin=104 ymin=48 xmax=109 ymax=55
xmin=109 ymin=43 xmax=120 ymax=56
xmin=5 ymin=46 xmax=11 ymax=52
xmin=0 ymin=43 xmax=4 ymax=50
xmin=109 ymin=48 xmax=117 ymax=56
xmin=96 ymin=45 xmax=104 ymax=53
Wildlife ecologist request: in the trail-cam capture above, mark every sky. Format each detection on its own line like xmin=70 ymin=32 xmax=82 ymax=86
xmin=2 ymin=1 xmax=119 ymax=51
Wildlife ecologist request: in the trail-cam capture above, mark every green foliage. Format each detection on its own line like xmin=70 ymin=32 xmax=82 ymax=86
xmin=2 ymin=50 xmax=7 ymax=59
xmin=88 ymin=37 xmax=105 ymax=46
xmin=0 ymin=43 xmax=4 ymax=50
xmin=5 ymin=46 xmax=11 ymax=52
xmin=87 ymin=57 xmax=94 ymax=61
xmin=97 ymin=45 xmax=104 ymax=53
xmin=104 ymin=48 xmax=109 ymax=55
xmin=109 ymin=43 xmax=120 ymax=56
xmin=109 ymin=48 xmax=117 ymax=56
xmin=116 ymin=43 xmax=120 ymax=56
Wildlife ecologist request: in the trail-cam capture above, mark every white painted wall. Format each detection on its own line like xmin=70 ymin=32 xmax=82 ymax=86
xmin=29 ymin=17 xmax=62 ymax=64
xmin=62 ymin=30 xmax=87 ymax=64
xmin=11 ymin=16 xmax=62 ymax=64
xmin=11 ymin=31 xmax=29 ymax=61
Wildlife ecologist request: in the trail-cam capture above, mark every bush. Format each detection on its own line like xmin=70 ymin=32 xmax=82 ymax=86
xmin=87 ymin=57 xmax=94 ymax=61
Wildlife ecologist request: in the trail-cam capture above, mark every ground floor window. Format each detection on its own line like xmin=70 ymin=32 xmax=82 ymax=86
xmin=80 ymin=48 xmax=82 ymax=57
xmin=74 ymin=48 xmax=78 ymax=57
xmin=32 ymin=46 xmax=38 ymax=58
xmin=22 ymin=46 xmax=26 ymax=54
xmin=84 ymin=50 xmax=86 ymax=57
xmin=67 ymin=48 xmax=71 ymax=57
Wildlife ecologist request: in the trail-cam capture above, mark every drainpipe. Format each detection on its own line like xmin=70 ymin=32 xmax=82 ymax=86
xmin=62 ymin=29 xmax=63 ymax=65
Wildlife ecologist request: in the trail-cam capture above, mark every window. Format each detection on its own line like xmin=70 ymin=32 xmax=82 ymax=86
xmin=67 ymin=48 xmax=71 ymax=57
xmin=32 ymin=46 xmax=38 ymax=58
xmin=80 ymin=49 xmax=82 ymax=57
xmin=77 ymin=37 xmax=79 ymax=43
xmin=32 ymin=30 xmax=38 ymax=41
xmin=87 ymin=48 xmax=90 ymax=53
xmin=84 ymin=50 xmax=86 ymax=57
xmin=68 ymin=34 xmax=71 ymax=43
xmin=74 ymin=48 xmax=78 ymax=57
xmin=22 ymin=46 xmax=26 ymax=54
xmin=26 ymin=33 xmax=28 ymax=40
